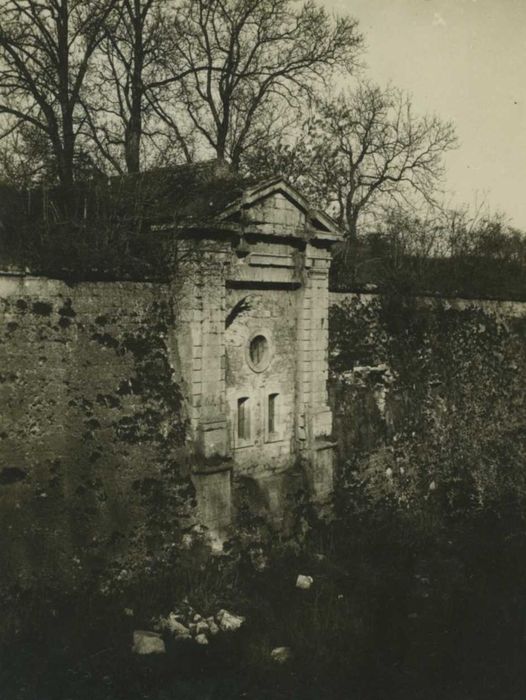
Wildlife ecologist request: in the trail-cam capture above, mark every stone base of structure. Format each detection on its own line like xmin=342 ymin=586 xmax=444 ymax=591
xmin=191 ymin=465 xmax=232 ymax=550
xmin=196 ymin=419 xmax=229 ymax=459
xmin=305 ymin=439 xmax=337 ymax=505
xmin=192 ymin=445 xmax=336 ymax=547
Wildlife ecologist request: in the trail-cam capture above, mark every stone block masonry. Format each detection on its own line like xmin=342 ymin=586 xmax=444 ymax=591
xmin=161 ymin=179 xmax=344 ymax=533
xmin=172 ymin=242 xmax=230 ymax=459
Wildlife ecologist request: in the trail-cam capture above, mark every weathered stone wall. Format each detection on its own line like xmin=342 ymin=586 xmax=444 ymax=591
xmin=0 ymin=274 xmax=192 ymax=596
xmin=5 ymin=264 xmax=524 ymax=605
xmin=329 ymin=293 xmax=526 ymax=515
xmin=225 ymin=288 xmax=297 ymax=471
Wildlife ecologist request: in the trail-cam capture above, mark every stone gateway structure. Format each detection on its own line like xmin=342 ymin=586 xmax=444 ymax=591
xmin=0 ymin=165 xmax=343 ymax=576
xmin=169 ymin=174 xmax=342 ymax=543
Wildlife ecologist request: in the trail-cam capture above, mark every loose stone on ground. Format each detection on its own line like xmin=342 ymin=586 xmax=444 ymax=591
xmin=132 ymin=630 xmax=166 ymax=655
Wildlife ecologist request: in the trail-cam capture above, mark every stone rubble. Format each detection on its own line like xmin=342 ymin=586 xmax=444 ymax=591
xmin=196 ymin=620 xmax=210 ymax=635
xmin=296 ymin=574 xmax=313 ymax=590
xmin=217 ymin=609 xmax=245 ymax=632
xmin=206 ymin=617 xmax=220 ymax=636
xmin=158 ymin=613 xmax=192 ymax=639
xmin=132 ymin=630 xmax=166 ymax=655
xmin=151 ymin=605 xmax=245 ymax=647
xmin=271 ymin=646 xmax=292 ymax=664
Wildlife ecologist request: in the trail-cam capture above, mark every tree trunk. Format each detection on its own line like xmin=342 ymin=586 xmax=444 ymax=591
xmin=346 ymin=207 xmax=360 ymax=243
xmin=57 ymin=0 xmax=75 ymax=187
xmin=125 ymin=2 xmax=144 ymax=174
xmin=61 ymin=109 xmax=76 ymax=188
xmin=125 ymin=112 xmax=142 ymax=173
xmin=344 ymin=206 xmax=360 ymax=287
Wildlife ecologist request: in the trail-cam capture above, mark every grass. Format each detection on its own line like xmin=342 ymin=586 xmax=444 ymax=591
xmin=2 ymin=513 xmax=526 ymax=699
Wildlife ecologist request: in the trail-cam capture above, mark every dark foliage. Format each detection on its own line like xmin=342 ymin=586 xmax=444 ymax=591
xmin=330 ymin=230 xmax=526 ymax=300
xmin=2 ymin=513 xmax=526 ymax=699
xmin=0 ymin=163 xmax=248 ymax=280
xmin=330 ymin=295 xmax=526 ymax=522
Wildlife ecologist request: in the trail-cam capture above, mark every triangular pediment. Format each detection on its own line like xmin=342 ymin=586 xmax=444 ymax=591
xmin=218 ymin=178 xmax=342 ymax=243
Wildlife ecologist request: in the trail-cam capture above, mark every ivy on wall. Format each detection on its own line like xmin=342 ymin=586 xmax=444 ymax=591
xmin=329 ymin=295 xmax=526 ymax=521
xmin=0 ymin=286 xmax=195 ymax=612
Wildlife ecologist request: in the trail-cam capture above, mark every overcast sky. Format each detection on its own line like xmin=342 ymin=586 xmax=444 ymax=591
xmin=323 ymin=0 xmax=526 ymax=229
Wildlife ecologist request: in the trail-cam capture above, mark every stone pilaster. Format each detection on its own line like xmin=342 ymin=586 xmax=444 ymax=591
xmin=296 ymin=244 xmax=333 ymax=444
xmin=296 ymin=243 xmax=335 ymax=503
xmin=173 ymin=240 xmax=229 ymax=459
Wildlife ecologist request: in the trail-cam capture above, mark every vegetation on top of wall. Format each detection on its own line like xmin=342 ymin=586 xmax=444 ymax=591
xmin=0 ymin=164 xmax=246 ymax=281
xmin=330 ymin=213 xmax=526 ymax=301
xmin=0 ymin=180 xmax=171 ymax=280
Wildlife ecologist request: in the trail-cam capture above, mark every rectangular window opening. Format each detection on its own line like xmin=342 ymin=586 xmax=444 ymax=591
xmin=268 ymin=393 xmax=279 ymax=434
xmin=237 ymin=397 xmax=250 ymax=440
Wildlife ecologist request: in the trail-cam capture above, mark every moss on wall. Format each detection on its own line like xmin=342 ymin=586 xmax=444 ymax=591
xmin=0 ymin=277 xmax=192 ymax=602
xmin=2 ymin=270 xmax=525 ymax=633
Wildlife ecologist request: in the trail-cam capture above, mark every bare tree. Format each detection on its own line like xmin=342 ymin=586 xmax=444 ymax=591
xmin=0 ymin=0 xmax=119 ymax=186
xmin=250 ymin=82 xmax=458 ymax=240
xmin=84 ymin=0 xmax=193 ymax=174
xmin=163 ymin=0 xmax=363 ymax=168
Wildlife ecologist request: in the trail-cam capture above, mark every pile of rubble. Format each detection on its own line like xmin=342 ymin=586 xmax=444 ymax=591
xmin=132 ymin=574 xmax=314 ymax=657
xmin=132 ymin=605 xmax=245 ymax=654
xmin=155 ymin=607 xmax=245 ymax=646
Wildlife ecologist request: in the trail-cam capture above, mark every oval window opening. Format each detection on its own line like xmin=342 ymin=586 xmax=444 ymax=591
xmin=248 ymin=334 xmax=270 ymax=371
